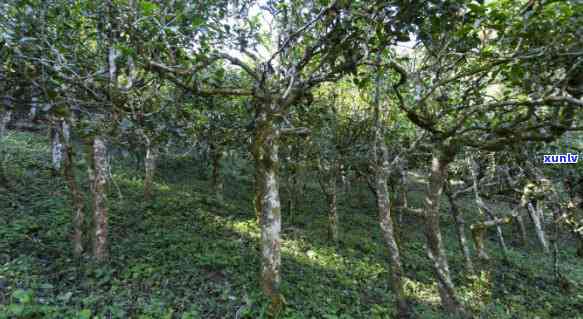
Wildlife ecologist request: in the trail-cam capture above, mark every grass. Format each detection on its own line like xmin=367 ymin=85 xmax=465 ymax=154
xmin=0 ymin=130 xmax=582 ymax=318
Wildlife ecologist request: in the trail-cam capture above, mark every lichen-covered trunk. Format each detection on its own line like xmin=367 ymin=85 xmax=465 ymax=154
xmin=50 ymin=123 xmax=64 ymax=174
xmin=254 ymin=168 xmax=262 ymax=224
xmin=370 ymin=52 xmax=410 ymax=317
xmin=91 ymin=136 xmax=109 ymax=261
xmin=144 ymin=141 xmax=158 ymax=201
xmin=319 ymin=161 xmax=339 ymax=243
xmin=252 ymin=111 xmax=284 ymax=317
xmin=375 ymin=169 xmax=409 ymax=317
xmin=210 ymin=144 xmax=224 ymax=201
xmin=60 ymin=120 xmax=84 ymax=256
xmin=515 ymin=212 xmax=528 ymax=247
xmin=445 ymin=190 xmax=474 ymax=273
xmin=527 ymin=202 xmax=550 ymax=253
xmin=395 ymin=181 xmax=408 ymax=225
xmin=424 ymin=146 xmax=467 ymax=317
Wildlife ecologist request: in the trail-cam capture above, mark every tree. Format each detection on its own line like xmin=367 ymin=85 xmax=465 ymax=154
xmin=146 ymin=2 xmax=403 ymax=314
xmin=382 ymin=0 xmax=583 ymax=314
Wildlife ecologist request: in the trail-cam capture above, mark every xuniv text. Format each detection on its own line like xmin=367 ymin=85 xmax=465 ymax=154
xmin=543 ymin=153 xmax=579 ymax=164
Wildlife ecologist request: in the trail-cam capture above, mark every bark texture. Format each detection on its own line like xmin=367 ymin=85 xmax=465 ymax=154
xmin=515 ymin=212 xmax=528 ymax=247
xmin=318 ymin=159 xmax=339 ymax=243
xmin=527 ymin=202 xmax=550 ymax=253
xmin=50 ymin=123 xmax=64 ymax=174
xmin=252 ymin=109 xmax=285 ymax=318
xmin=445 ymin=188 xmax=474 ymax=273
xmin=92 ymin=136 xmax=109 ymax=261
xmin=375 ymin=169 xmax=409 ymax=317
xmin=144 ymin=139 xmax=158 ymax=200
xmin=424 ymin=144 xmax=468 ymax=317
xmin=326 ymin=188 xmax=338 ymax=242
xmin=370 ymin=53 xmax=410 ymax=318
xmin=60 ymin=120 xmax=85 ymax=256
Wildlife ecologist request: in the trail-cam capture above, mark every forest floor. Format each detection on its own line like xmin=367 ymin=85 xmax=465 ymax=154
xmin=1 ymin=130 xmax=582 ymax=319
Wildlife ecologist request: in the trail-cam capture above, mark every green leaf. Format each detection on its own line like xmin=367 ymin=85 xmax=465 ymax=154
xmin=12 ymin=289 xmax=32 ymax=304
xmin=79 ymin=309 xmax=92 ymax=319
xmin=140 ymin=1 xmax=159 ymax=16
xmin=8 ymin=304 xmax=24 ymax=316
xmin=191 ymin=15 xmax=205 ymax=28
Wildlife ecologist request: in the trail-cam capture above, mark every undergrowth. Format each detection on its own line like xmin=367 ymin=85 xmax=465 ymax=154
xmin=1 ymin=131 xmax=582 ymax=318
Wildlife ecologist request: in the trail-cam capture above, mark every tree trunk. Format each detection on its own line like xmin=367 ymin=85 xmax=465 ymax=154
xmin=0 ymin=110 xmax=12 ymax=189
xmin=252 ymin=110 xmax=285 ymax=318
xmin=144 ymin=139 xmax=158 ymax=201
xmin=254 ymin=167 xmax=262 ymax=224
xmin=318 ymin=159 xmax=339 ymax=243
xmin=320 ymin=173 xmax=339 ymax=242
xmin=325 ymin=191 xmax=338 ymax=242
xmin=91 ymin=136 xmax=109 ymax=262
xmin=60 ymin=120 xmax=84 ymax=256
xmin=469 ymin=158 xmax=508 ymax=260
xmin=424 ymin=145 xmax=468 ymax=317
xmin=29 ymin=97 xmax=37 ymax=121
xmin=210 ymin=143 xmax=224 ymax=201
xmin=370 ymin=52 xmax=410 ymax=317
xmin=395 ymin=178 xmax=408 ymax=225
xmin=527 ymin=202 xmax=550 ymax=253
xmin=0 ymin=110 xmax=11 ymax=138
xmin=375 ymin=170 xmax=409 ymax=317
xmin=445 ymin=189 xmax=474 ymax=273
xmin=470 ymin=216 xmax=513 ymax=259
xmin=514 ymin=211 xmax=528 ymax=247
xmin=50 ymin=123 xmax=64 ymax=175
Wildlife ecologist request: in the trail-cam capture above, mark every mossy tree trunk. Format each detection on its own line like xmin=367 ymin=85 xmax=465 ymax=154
xmin=87 ymin=136 xmax=109 ymax=262
xmin=144 ymin=137 xmax=159 ymax=201
xmin=326 ymin=189 xmax=338 ymax=242
xmin=252 ymin=107 xmax=285 ymax=318
xmin=370 ymin=53 xmax=410 ymax=318
xmin=318 ymin=157 xmax=339 ymax=243
xmin=50 ymin=121 xmax=64 ymax=175
xmin=445 ymin=186 xmax=474 ymax=273
xmin=60 ymin=119 xmax=85 ymax=256
xmin=424 ymin=143 xmax=468 ymax=317
xmin=375 ymin=166 xmax=409 ymax=317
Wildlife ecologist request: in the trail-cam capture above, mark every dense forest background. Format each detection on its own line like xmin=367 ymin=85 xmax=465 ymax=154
xmin=1 ymin=0 xmax=583 ymax=318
